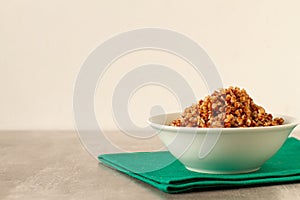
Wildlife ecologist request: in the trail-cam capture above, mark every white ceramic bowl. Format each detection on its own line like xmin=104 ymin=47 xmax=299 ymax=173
xmin=148 ymin=113 xmax=299 ymax=174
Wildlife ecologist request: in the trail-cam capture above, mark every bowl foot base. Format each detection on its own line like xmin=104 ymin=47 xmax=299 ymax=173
xmin=185 ymin=166 xmax=260 ymax=174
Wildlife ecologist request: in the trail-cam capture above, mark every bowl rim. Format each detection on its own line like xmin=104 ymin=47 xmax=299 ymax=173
xmin=148 ymin=112 xmax=299 ymax=132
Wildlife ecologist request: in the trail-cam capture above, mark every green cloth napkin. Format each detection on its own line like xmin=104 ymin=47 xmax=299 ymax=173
xmin=98 ymin=137 xmax=300 ymax=193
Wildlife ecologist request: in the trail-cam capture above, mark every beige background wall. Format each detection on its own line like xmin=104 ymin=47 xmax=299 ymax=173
xmin=1 ymin=0 xmax=300 ymax=130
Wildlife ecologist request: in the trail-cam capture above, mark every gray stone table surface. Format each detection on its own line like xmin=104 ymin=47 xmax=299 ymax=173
xmin=1 ymin=130 xmax=300 ymax=200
